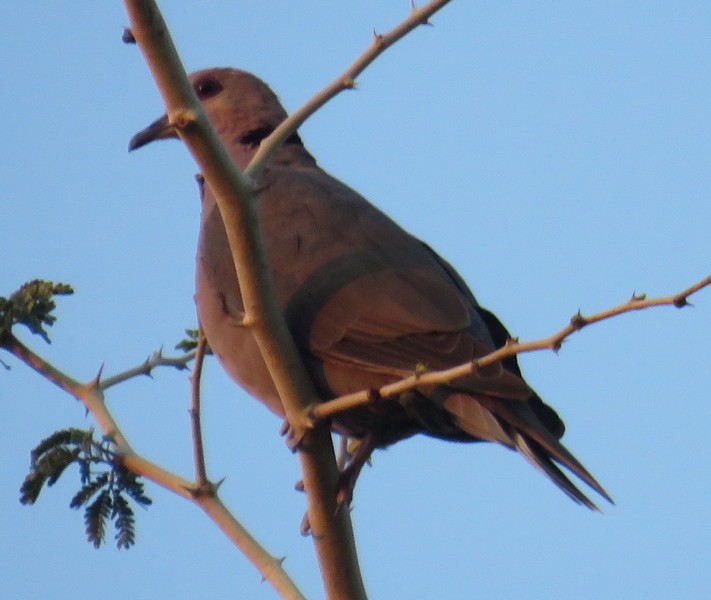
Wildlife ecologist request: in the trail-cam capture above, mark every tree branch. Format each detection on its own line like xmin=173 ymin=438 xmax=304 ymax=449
xmin=245 ymin=0 xmax=452 ymax=179
xmin=189 ymin=328 xmax=209 ymax=487
xmin=1 ymin=332 xmax=190 ymax=494
xmin=100 ymin=348 xmax=196 ymax=390
xmin=1 ymin=330 xmax=306 ymax=600
xmin=311 ymin=275 xmax=711 ymax=422
xmin=122 ymin=2 xmax=454 ymax=597
xmin=122 ymin=1 xmax=367 ymax=598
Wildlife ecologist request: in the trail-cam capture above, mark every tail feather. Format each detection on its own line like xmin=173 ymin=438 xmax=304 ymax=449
xmin=456 ymin=307 xmax=613 ymax=507
xmin=447 ymin=394 xmax=613 ymax=507
xmin=513 ymin=431 xmax=600 ymax=510
xmin=482 ymin=397 xmax=613 ymax=505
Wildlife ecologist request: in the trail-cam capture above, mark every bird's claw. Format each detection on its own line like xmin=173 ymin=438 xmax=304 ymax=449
xmin=295 ymin=442 xmax=369 ymax=534
xmin=334 ymin=469 xmax=357 ymax=510
xmin=300 ymin=512 xmax=312 ymax=536
xmin=279 ymin=410 xmax=316 ymax=451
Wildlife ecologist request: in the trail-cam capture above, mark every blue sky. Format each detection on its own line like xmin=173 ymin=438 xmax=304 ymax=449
xmin=2 ymin=2 xmax=709 ymax=599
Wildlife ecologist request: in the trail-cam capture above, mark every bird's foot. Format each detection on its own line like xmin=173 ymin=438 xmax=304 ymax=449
xmin=295 ymin=434 xmax=375 ymax=535
xmin=279 ymin=409 xmax=317 ymax=451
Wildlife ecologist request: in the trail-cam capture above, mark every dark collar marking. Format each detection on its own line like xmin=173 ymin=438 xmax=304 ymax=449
xmin=238 ymin=126 xmax=303 ymax=149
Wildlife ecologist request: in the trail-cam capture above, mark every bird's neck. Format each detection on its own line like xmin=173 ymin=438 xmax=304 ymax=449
xmin=229 ymin=126 xmax=316 ymax=170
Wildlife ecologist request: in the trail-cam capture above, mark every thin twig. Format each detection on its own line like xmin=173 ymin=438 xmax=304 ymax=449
xmin=198 ymin=495 xmax=305 ymax=600
xmin=100 ymin=348 xmax=196 ymax=390
xmin=245 ymin=0 xmax=452 ymax=179
xmin=311 ymin=275 xmax=711 ymax=422
xmin=2 ymin=332 xmax=183 ymax=489
xmin=190 ymin=328 xmax=209 ymax=486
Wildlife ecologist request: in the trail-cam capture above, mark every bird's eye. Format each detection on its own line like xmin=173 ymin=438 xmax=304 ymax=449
xmin=194 ymin=77 xmax=223 ymax=100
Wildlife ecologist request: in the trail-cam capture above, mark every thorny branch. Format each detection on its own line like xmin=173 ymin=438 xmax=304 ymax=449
xmin=189 ymin=328 xmax=209 ymax=487
xmin=7 ymin=0 xmax=704 ymax=597
xmin=311 ymin=275 xmax=711 ymax=422
xmin=122 ymin=1 xmax=453 ymax=598
xmin=100 ymin=348 xmax=196 ymax=390
xmin=0 ymin=329 xmax=306 ymax=600
xmin=122 ymin=0 xmax=365 ymax=594
xmin=246 ymin=0 xmax=452 ymax=179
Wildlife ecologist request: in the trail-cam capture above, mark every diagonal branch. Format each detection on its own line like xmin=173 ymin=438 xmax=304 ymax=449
xmin=122 ymin=2 xmax=365 ymax=598
xmin=1 ymin=332 xmax=188 ymax=492
xmin=246 ymin=0 xmax=452 ymax=179
xmin=0 ymin=330 xmax=306 ymax=600
xmin=100 ymin=348 xmax=196 ymax=390
xmin=122 ymin=2 xmax=452 ymax=598
xmin=311 ymin=275 xmax=711 ymax=422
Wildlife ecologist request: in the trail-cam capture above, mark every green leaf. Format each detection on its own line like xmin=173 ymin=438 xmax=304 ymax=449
xmin=70 ymin=473 xmax=109 ymax=509
xmin=29 ymin=428 xmax=91 ymax=466
xmin=85 ymin=490 xmax=112 ymax=549
xmin=0 ymin=279 xmax=73 ymax=342
xmin=24 ymin=445 xmax=81 ymax=501
xmin=115 ymin=467 xmax=153 ymax=507
xmin=21 ymin=427 xmax=152 ymax=549
xmin=19 ymin=471 xmax=47 ymax=505
xmin=112 ymin=493 xmax=136 ymax=549
xmin=175 ymin=327 xmax=211 ymax=354
xmin=45 ymin=447 xmax=81 ymax=486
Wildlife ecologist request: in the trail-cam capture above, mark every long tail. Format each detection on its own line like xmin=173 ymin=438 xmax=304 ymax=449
xmin=446 ymin=393 xmax=613 ymax=510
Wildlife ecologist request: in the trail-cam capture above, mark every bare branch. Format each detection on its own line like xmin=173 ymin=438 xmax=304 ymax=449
xmin=245 ymin=0 xmax=453 ymax=179
xmin=198 ymin=496 xmax=307 ymax=600
xmin=100 ymin=348 xmax=196 ymax=390
xmin=1 ymin=332 xmax=186 ymax=490
xmin=189 ymin=328 xmax=209 ymax=487
xmin=1 ymin=330 xmax=306 ymax=600
xmin=311 ymin=275 xmax=711 ymax=422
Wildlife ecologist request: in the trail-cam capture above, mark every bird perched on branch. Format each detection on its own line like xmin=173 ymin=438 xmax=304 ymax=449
xmin=130 ymin=67 xmax=611 ymax=510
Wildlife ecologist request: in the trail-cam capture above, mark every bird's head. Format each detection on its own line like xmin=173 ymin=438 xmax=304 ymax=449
xmin=128 ymin=68 xmax=294 ymax=167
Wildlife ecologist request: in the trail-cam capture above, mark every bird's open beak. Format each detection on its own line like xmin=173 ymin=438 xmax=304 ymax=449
xmin=128 ymin=114 xmax=178 ymax=151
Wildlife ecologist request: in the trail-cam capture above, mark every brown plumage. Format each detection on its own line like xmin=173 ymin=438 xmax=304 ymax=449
xmin=130 ymin=68 xmax=612 ymax=509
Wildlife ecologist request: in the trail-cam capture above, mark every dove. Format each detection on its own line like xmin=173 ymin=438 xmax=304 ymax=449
xmin=129 ymin=67 xmax=611 ymax=509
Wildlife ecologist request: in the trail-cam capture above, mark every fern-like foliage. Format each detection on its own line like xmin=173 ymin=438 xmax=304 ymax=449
xmin=0 ymin=279 xmax=73 ymax=342
xmin=20 ymin=428 xmax=152 ymax=549
xmin=85 ymin=489 xmax=112 ymax=549
xmin=175 ymin=328 xmax=201 ymax=352
xmin=175 ymin=327 xmax=212 ymax=354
